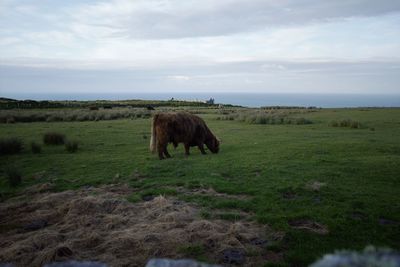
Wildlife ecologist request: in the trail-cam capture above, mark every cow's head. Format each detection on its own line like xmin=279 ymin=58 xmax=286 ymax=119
xmin=206 ymin=136 xmax=220 ymax=153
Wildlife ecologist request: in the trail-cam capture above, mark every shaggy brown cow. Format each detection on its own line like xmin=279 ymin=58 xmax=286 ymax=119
xmin=150 ymin=112 xmax=220 ymax=159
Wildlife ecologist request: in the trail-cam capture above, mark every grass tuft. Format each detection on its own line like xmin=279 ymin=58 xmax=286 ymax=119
xmin=30 ymin=141 xmax=42 ymax=154
xmin=65 ymin=140 xmax=79 ymax=153
xmin=330 ymin=119 xmax=362 ymax=128
xmin=43 ymin=132 xmax=65 ymax=145
xmin=0 ymin=138 xmax=23 ymax=155
xmin=5 ymin=166 xmax=22 ymax=187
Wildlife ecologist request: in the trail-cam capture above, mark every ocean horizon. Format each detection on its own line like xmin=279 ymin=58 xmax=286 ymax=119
xmin=2 ymin=93 xmax=400 ymax=108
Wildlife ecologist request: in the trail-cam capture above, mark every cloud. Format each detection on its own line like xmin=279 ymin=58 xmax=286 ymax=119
xmin=167 ymin=75 xmax=191 ymax=81
xmin=66 ymin=0 xmax=400 ymax=39
xmin=1 ymin=60 xmax=399 ymax=95
xmin=0 ymin=0 xmax=399 ymax=95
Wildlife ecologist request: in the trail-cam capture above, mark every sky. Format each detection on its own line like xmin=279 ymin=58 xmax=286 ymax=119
xmin=0 ymin=0 xmax=400 ymax=97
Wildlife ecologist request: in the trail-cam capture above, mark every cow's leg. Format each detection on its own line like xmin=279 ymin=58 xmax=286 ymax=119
xmin=184 ymin=143 xmax=190 ymax=156
xmin=198 ymin=143 xmax=207 ymax=155
xmin=157 ymin=143 xmax=165 ymax=160
xmin=164 ymin=145 xmax=172 ymax=158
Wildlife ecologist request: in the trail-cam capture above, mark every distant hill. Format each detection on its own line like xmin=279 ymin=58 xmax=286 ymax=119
xmin=0 ymin=97 xmax=18 ymax=102
xmin=0 ymin=97 xmax=234 ymax=109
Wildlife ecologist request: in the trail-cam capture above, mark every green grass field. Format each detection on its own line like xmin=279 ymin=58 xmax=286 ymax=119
xmin=1 ymin=108 xmax=400 ymax=266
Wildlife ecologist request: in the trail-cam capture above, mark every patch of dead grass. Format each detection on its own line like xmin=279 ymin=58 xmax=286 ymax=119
xmin=176 ymin=186 xmax=253 ymax=201
xmin=305 ymin=181 xmax=326 ymax=192
xmin=288 ymin=219 xmax=329 ymax=235
xmin=0 ymin=184 xmax=281 ymax=266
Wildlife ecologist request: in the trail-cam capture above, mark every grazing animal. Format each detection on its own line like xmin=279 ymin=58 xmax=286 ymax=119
xmin=150 ymin=112 xmax=220 ymax=159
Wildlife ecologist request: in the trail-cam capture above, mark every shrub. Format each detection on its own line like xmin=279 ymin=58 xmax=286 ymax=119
xmin=217 ymin=110 xmax=313 ymax=125
xmin=89 ymin=106 xmax=99 ymax=110
xmin=294 ymin=117 xmax=313 ymax=125
xmin=350 ymin=120 xmax=361 ymax=129
xmin=5 ymin=166 xmax=22 ymax=187
xmin=0 ymin=107 xmax=155 ymax=123
xmin=6 ymin=117 xmax=15 ymax=123
xmin=43 ymin=132 xmax=65 ymax=145
xmin=30 ymin=142 xmax=42 ymax=154
xmin=339 ymin=119 xmax=351 ymax=127
xmin=330 ymin=121 xmax=339 ymax=127
xmin=0 ymin=138 xmax=23 ymax=155
xmin=330 ymin=119 xmax=362 ymax=129
xmin=65 ymin=140 xmax=79 ymax=153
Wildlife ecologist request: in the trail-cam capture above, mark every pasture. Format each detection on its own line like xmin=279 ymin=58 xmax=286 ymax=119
xmin=1 ymin=107 xmax=400 ymax=266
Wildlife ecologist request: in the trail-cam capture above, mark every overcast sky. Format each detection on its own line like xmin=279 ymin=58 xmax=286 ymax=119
xmin=1 ymin=0 xmax=400 ymax=96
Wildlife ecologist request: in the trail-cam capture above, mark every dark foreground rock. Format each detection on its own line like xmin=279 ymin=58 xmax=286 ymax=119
xmin=146 ymin=259 xmax=221 ymax=267
xmin=44 ymin=261 xmax=107 ymax=267
xmin=220 ymin=248 xmax=246 ymax=265
xmin=310 ymin=246 xmax=400 ymax=267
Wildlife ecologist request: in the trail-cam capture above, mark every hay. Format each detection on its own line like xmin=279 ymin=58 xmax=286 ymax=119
xmin=0 ymin=185 xmax=279 ymax=267
xmin=176 ymin=186 xmax=253 ymax=200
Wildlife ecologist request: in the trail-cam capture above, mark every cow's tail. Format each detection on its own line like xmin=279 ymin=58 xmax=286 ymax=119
xmin=150 ymin=114 xmax=158 ymax=153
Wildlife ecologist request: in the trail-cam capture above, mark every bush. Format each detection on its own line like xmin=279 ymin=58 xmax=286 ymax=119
xmin=5 ymin=166 xmax=22 ymax=187
xmin=217 ymin=110 xmax=313 ymax=125
xmin=350 ymin=120 xmax=361 ymax=129
xmin=30 ymin=142 xmax=42 ymax=154
xmin=329 ymin=120 xmax=339 ymax=127
xmin=339 ymin=119 xmax=351 ymax=127
xmin=65 ymin=140 xmax=79 ymax=153
xmin=6 ymin=117 xmax=15 ymax=123
xmin=0 ymin=107 xmax=153 ymax=123
xmin=294 ymin=117 xmax=313 ymax=125
xmin=43 ymin=132 xmax=65 ymax=145
xmin=330 ymin=119 xmax=362 ymax=129
xmin=0 ymin=138 xmax=23 ymax=155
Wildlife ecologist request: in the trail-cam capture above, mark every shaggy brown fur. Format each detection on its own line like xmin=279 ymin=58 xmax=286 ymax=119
xmin=150 ymin=112 xmax=220 ymax=159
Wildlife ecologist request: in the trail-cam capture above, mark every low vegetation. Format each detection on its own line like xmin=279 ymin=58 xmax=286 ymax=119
xmin=0 ymin=107 xmax=399 ymax=266
xmin=0 ymin=97 xmax=223 ymax=110
xmin=43 ymin=132 xmax=65 ymax=145
xmin=65 ymin=140 xmax=79 ymax=153
xmin=30 ymin=142 xmax=42 ymax=154
xmin=0 ymin=107 xmax=153 ymax=123
xmin=217 ymin=110 xmax=313 ymax=125
xmin=0 ymin=137 xmax=23 ymax=155
xmin=329 ymin=119 xmax=362 ymax=128
xmin=4 ymin=166 xmax=22 ymax=187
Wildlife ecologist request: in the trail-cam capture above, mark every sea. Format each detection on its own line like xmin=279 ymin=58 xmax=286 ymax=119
xmin=3 ymin=93 xmax=400 ymax=108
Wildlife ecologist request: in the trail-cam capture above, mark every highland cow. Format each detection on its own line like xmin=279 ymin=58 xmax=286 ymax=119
xmin=150 ymin=112 xmax=220 ymax=160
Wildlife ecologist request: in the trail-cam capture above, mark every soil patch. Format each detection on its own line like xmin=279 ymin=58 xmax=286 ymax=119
xmin=0 ymin=184 xmax=280 ymax=267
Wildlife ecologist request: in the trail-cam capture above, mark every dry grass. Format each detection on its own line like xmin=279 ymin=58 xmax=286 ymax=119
xmin=0 ymin=184 xmax=281 ymax=267
xmin=288 ymin=219 xmax=329 ymax=235
xmin=305 ymin=181 xmax=326 ymax=192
